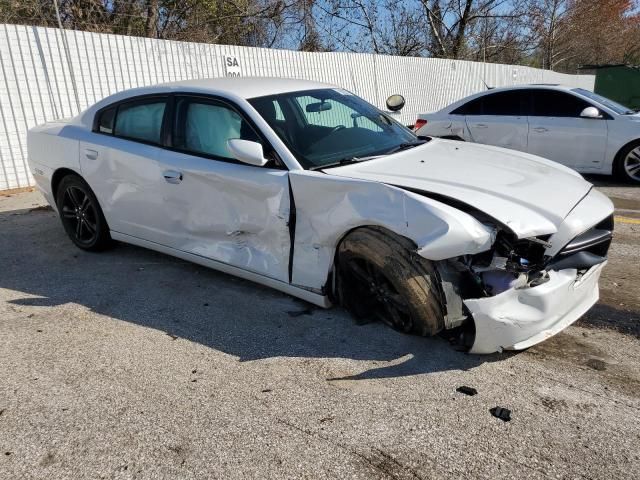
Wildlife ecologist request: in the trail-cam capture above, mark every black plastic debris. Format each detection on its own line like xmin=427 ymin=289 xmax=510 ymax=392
xmin=490 ymin=407 xmax=511 ymax=422
xmin=456 ymin=386 xmax=478 ymax=396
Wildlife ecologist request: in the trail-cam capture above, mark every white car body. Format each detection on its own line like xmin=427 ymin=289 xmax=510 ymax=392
xmin=415 ymin=84 xmax=640 ymax=180
xmin=27 ymin=78 xmax=614 ymax=354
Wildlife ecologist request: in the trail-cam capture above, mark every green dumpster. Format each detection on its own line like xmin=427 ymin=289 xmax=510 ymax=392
xmin=580 ymin=64 xmax=640 ymax=111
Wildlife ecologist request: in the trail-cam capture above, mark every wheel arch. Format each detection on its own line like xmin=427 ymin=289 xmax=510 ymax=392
xmin=614 ymin=138 xmax=640 ymax=162
xmin=51 ymin=167 xmax=83 ymax=198
xmin=613 ymin=138 xmax=640 ymax=181
xmin=326 ymin=225 xmax=421 ymax=301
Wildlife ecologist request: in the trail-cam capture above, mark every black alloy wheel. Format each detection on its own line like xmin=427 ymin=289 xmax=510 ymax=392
xmin=60 ymin=186 xmax=99 ymax=246
xmin=56 ymin=175 xmax=111 ymax=251
xmin=342 ymin=256 xmax=413 ymax=333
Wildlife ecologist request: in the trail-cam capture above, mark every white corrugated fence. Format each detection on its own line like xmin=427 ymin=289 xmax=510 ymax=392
xmin=0 ymin=23 xmax=595 ymax=191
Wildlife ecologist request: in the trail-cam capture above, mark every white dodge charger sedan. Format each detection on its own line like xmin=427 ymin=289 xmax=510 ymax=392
xmin=414 ymin=84 xmax=640 ymax=183
xmin=27 ymin=78 xmax=614 ymax=354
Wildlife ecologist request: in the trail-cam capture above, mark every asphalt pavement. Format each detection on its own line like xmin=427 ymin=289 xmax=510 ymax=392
xmin=1 ymin=183 xmax=639 ymax=480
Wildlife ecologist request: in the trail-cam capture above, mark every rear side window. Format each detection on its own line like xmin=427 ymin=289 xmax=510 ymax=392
xmin=453 ymin=90 xmax=528 ymax=116
xmin=452 ymin=97 xmax=483 ymax=115
xmin=531 ymin=90 xmax=591 ymax=117
xmin=114 ymin=100 xmax=167 ymax=143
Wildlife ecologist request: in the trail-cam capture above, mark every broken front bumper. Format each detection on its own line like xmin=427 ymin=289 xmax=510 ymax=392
xmin=464 ymin=262 xmax=605 ymax=354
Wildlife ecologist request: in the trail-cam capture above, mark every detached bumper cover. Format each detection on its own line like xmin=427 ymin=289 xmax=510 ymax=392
xmin=465 ymin=262 xmax=605 ymax=354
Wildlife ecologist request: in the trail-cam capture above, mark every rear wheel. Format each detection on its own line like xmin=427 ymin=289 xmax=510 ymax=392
xmin=56 ymin=175 xmax=111 ymax=251
xmin=337 ymin=227 xmax=445 ymax=336
xmin=614 ymin=141 xmax=640 ymax=183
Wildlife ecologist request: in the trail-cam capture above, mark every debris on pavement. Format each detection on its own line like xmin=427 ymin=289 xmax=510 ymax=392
xmin=490 ymin=407 xmax=512 ymax=422
xmin=456 ymin=386 xmax=478 ymax=396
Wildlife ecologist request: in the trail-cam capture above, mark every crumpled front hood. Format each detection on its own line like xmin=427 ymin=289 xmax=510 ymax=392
xmin=326 ymin=139 xmax=593 ymax=238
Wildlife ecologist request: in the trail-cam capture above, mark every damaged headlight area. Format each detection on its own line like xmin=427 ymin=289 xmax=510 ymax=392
xmin=462 ymin=231 xmax=553 ymax=296
xmin=434 ymin=230 xmax=554 ymax=332
xmin=436 ymin=215 xmax=614 ymax=353
xmin=444 ymin=213 xmax=613 ymax=301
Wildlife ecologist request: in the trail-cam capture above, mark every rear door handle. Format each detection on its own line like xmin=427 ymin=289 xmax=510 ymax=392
xmin=533 ymin=127 xmax=549 ymax=133
xmin=474 ymin=123 xmax=488 ymax=129
xmin=85 ymin=149 xmax=99 ymax=160
xmin=163 ymin=170 xmax=183 ymax=184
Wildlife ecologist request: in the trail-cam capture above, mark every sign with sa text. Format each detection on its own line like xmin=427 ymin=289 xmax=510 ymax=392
xmin=223 ymin=55 xmax=242 ymax=77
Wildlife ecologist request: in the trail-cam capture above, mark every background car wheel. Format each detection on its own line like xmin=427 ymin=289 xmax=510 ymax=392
xmin=614 ymin=141 xmax=640 ymax=184
xmin=337 ymin=227 xmax=445 ymax=337
xmin=55 ymin=174 xmax=111 ymax=251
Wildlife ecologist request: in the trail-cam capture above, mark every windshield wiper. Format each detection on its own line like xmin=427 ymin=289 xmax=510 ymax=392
xmin=311 ymin=155 xmax=384 ymax=171
xmin=385 ymin=140 xmax=426 ymax=155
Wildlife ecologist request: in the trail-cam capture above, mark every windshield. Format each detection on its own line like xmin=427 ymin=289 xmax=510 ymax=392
xmin=573 ymin=88 xmax=635 ymax=115
xmin=248 ymin=88 xmax=418 ymax=169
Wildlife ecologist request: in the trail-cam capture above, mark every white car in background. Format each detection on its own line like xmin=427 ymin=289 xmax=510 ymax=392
xmin=414 ymin=85 xmax=640 ymax=183
xmin=27 ymin=78 xmax=614 ymax=354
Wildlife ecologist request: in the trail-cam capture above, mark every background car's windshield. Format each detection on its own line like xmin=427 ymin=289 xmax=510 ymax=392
xmin=249 ymin=88 xmax=417 ymax=169
xmin=573 ymin=88 xmax=635 ymax=115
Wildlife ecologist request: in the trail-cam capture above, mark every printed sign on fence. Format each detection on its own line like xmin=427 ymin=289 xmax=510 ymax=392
xmin=224 ymin=55 xmax=241 ymax=77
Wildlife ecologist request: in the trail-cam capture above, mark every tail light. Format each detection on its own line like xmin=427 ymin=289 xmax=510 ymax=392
xmin=413 ymin=118 xmax=427 ymax=132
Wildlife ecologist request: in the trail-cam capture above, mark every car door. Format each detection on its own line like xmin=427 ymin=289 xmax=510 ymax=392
xmin=80 ymin=95 xmax=172 ymax=241
xmin=527 ymin=89 xmax=608 ymax=170
xmin=156 ymin=95 xmax=291 ymax=282
xmin=456 ymin=90 xmax=529 ymax=152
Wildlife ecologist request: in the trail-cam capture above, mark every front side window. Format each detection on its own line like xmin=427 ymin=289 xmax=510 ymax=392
xmin=173 ymin=98 xmax=261 ymax=160
xmin=572 ymin=88 xmax=634 ymax=115
xmin=113 ymin=99 xmax=166 ymax=143
xmin=249 ymin=89 xmax=417 ymax=169
xmin=531 ymin=90 xmax=590 ymax=117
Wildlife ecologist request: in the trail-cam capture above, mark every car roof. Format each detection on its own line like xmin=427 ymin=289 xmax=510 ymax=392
xmin=73 ymin=77 xmax=334 ymax=128
xmin=156 ymin=77 xmax=333 ymax=99
xmin=485 ymin=84 xmax=575 ymax=92
xmin=438 ymin=84 xmax=581 ymax=113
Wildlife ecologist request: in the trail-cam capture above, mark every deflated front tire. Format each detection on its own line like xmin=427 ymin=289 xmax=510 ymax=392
xmin=337 ymin=227 xmax=446 ymax=337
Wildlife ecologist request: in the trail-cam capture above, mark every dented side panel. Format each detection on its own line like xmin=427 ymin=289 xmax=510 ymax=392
xmin=155 ymin=150 xmax=292 ymax=282
xmin=288 ymin=171 xmax=493 ymax=291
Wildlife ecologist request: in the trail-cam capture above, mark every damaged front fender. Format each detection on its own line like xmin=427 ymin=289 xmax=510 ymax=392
xmin=288 ymin=171 xmax=494 ymax=292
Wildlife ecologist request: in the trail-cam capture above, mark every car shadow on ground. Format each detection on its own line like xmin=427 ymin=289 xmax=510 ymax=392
xmin=579 ymin=303 xmax=640 ymax=339
xmin=0 ymin=207 xmax=508 ymax=380
xmin=583 ymin=174 xmax=635 ymax=188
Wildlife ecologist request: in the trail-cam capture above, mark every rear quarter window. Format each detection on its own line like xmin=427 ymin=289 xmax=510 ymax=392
xmin=97 ymin=107 xmax=116 ymax=134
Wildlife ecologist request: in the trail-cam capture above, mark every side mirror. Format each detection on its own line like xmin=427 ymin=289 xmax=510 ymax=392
xmin=386 ymin=94 xmax=405 ymax=112
xmin=227 ymin=139 xmax=268 ymax=167
xmin=580 ymin=106 xmax=602 ymax=119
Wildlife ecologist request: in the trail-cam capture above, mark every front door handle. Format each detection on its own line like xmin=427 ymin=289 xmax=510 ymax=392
xmin=474 ymin=123 xmax=488 ymax=129
xmin=163 ymin=170 xmax=183 ymax=184
xmin=85 ymin=149 xmax=99 ymax=160
xmin=533 ymin=127 xmax=549 ymax=133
